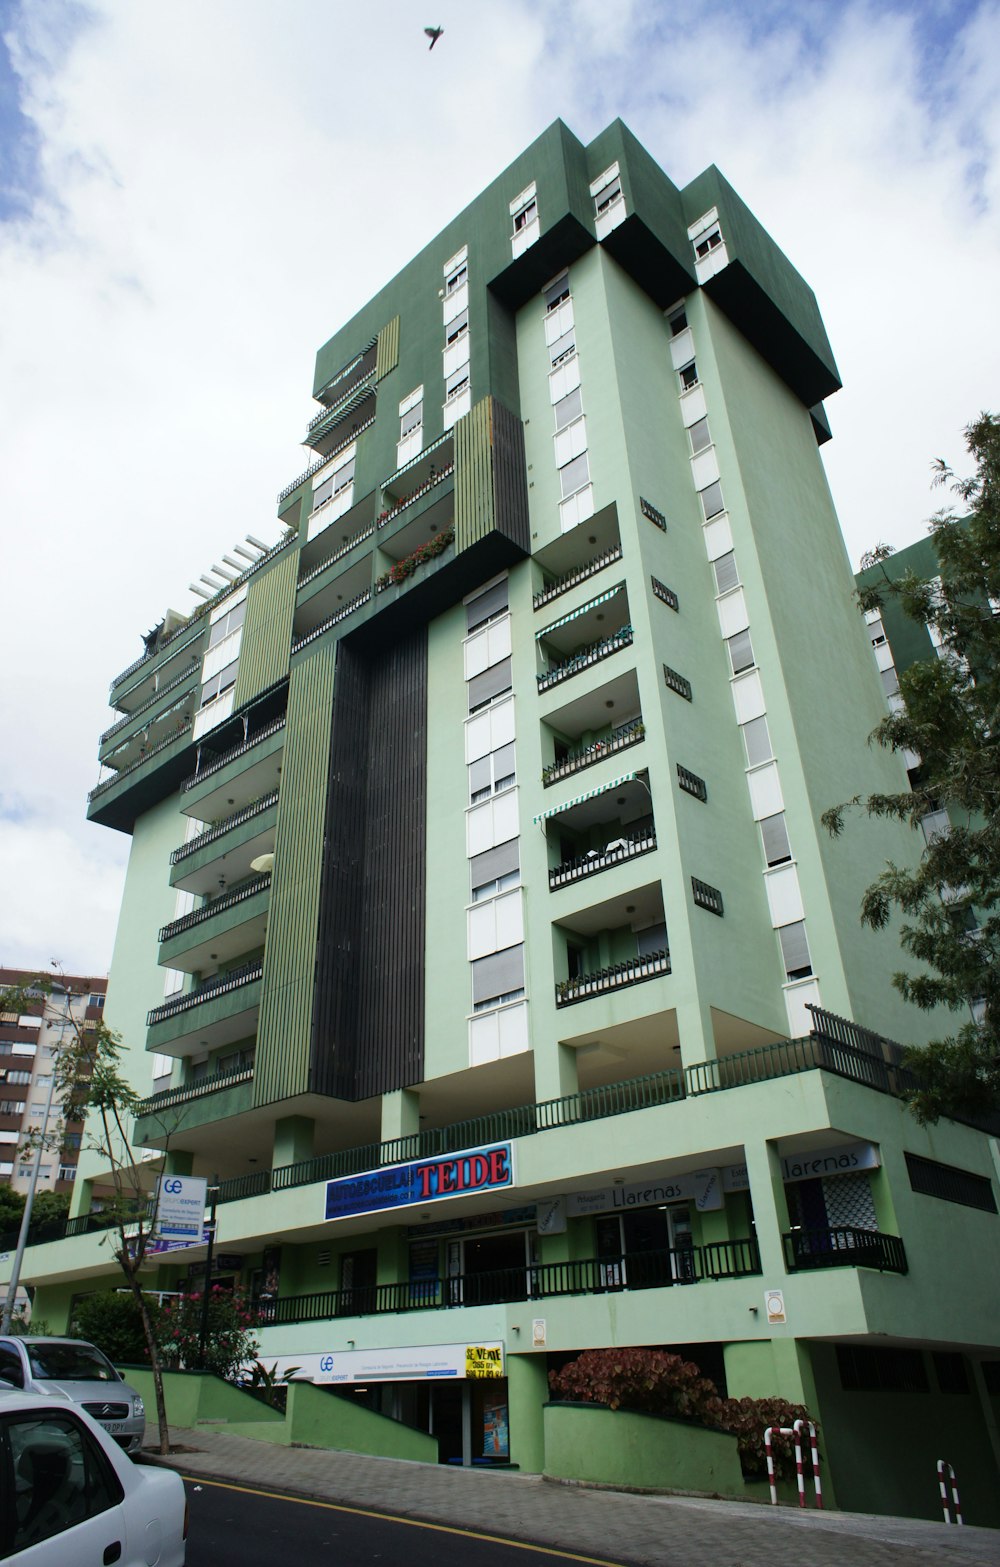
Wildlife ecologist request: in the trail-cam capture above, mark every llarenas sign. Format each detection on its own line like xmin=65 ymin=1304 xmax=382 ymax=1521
xmin=325 ymin=1143 xmax=515 ymax=1222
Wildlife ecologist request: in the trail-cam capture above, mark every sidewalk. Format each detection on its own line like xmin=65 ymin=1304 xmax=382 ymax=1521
xmin=145 ymin=1424 xmax=1000 ymax=1567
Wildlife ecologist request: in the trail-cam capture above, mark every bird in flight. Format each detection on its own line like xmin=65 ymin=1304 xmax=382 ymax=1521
xmin=425 ymin=25 xmax=443 ymax=48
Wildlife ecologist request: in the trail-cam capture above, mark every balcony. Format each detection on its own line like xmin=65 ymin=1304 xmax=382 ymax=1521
xmin=375 ymin=528 xmax=455 ymax=594
xmin=543 ymin=718 xmax=644 ymax=788
xmin=298 ymin=520 xmax=374 ymax=590
xmin=169 ymin=790 xmax=278 ymax=895
xmin=146 ymin=959 xmax=263 ymax=1057
xmin=101 ymin=665 xmax=201 ymax=746
xmin=534 ymin=542 xmax=624 ymax=611
xmin=556 ymin=949 xmax=670 ymax=1008
xmin=304 ymin=379 xmax=376 ymax=457
xmin=377 ymin=449 xmax=455 ymax=566
xmin=782 ymin=1227 xmax=907 ymax=1275
xmin=180 ymin=715 xmax=285 ymax=822
xmin=133 ymin=1061 xmax=255 ymax=1144
xmin=98 ymin=681 xmax=200 ymax=771
xmin=88 ymin=720 xmax=193 ymax=806
xmin=278 ymin=416 xmax=375 ymax=508
xmin=157 ymin=873 xmax=271 ymax=974
xmin=291 ymin=587 xmax=372 ymax=655
xmin=549 ymin=828 xmax=657 ymax=891
xmin=538 ymin=626 xmax=633 ymax=694
xmin=262 ymin=1238 xmax=761 ymax=1326
xmin=109 ymin=623 xmax=203 ymax=707
xmin=380 ymin=429 xmax=454 ymax=505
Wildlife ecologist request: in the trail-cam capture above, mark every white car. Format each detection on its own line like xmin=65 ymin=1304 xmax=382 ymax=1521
xmin=0 ymin=1390 xmax=186 ymax=1564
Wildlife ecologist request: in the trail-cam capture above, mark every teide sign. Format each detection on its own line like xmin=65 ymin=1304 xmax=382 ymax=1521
xmin=722 ymin=1141 xmax=880 ymax=1192
xmin=325 ymin=1143 xmax=515 ymax=1222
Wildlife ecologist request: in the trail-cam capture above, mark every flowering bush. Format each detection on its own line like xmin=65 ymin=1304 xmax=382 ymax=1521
xmin=156 ymin=1286 xmax=260 ymax=1381
xmin=548 ymin=1348 xmax=817 ymax=1482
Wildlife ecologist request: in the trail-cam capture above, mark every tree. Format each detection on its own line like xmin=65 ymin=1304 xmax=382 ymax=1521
xmin=157 ymin=1286 xmax=259 ymax=1380
xmin=823 ymin=412 xmax=1000 ymax=1123
xmin=72 ymin=1289 xmax=163 ymax=1366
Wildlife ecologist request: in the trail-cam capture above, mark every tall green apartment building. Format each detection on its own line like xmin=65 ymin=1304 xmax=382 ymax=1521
xmin=18 ymin=121 xmax=1000 ymax=1517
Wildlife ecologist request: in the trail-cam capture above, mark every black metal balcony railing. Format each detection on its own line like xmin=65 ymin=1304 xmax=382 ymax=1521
xmin=782 ymin=1227 xmax=908 ymax=1275
xmin=542 ymin=719 xmax=644 ymax=787
xmin=136 ymin=1061 xmax=254 ymax=1117
xmin=260 ymin=1238 xmax=762 ymax=1326
xmin=378 ymin=461 xmax=455 ymax=525
xmin=158 ymin=873 xmax=271 ymax=945
xmin=305 ymin=381 xmax=376 ymax=447
xmin=101 ymin=666 xmax=200 ymax=745
xmin=169 ymin=791 xmax=279 ymax=866
xmin=308 ymin=355 xmax=377 ymax=430
xmin=537 ymin=626 xmax=634 ymax=693
xmin=533 ymin=543 xmax=624 ymax=611
xmin=89 ymin=721 xmax=193 ymax=802
xmin=298 ymin=525 xmax=375 ymax=588
xmin=146 ymin=960 xmax=263 ymax=1028
xmin=556 ymin=950 xmax=670 ymax=1008
xmin=180 ymin=716 xmax=286 ymax=794
xmin=278 ymin=417 xmax=376 ymax=506
xmin=291 ymin=589 xmax=371 ymax=654
xmin=109 ymin=625 xmax=203 ymax=697
xmin=549 ymin=830 xmax=657 ymax=890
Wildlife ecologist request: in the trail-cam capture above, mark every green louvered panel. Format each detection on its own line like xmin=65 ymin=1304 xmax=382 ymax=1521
xmin=454 ymin=396 xmax=496 ymax=553
xmin=375 ymin=316 xmax=400 ymax=381
xmin=232 ymin=551 xmax=297 ymax=710
xmin=253 ymin=645 xmax=337 ymax=1106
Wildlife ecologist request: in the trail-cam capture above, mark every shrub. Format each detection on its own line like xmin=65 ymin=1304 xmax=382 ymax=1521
xmin=71 ymin=1290 xmax=161 ymax=1364
xmin=156 ymin=1286 xmax=259 ymax=1380
xmin=548 ymin=1348 xmax=817 ymax=1483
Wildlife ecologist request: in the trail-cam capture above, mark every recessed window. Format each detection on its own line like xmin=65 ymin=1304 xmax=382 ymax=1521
xmin=727 ymin=627 xmax=755 ymax=676
xmin=200 ymin=659 xmax=239 ymax=708
xmin=559 ymin=452 xmax=590 ymax=500
xmin=760 ymin=813 xmax=792 ymax=866
xmin=679 ymin=361 xmax=699 ymax=391
xmin=549 ymin=329 xmax=576 ymax=367
xmin=400 ymin=398 xmax=423 ymax=439
xmin=313 ymin=453 xmax=355 ymax=510
xmin=742 ymin=714 xmax=771 ymax=767
xmin=592 ymin=168 xmax=622 ymax=217
xmin=700 ymin=480 xmax=725 ymax=521
xmin=445 ymin=366 xmax=470 ymax=402
xmin=471 ymin=838 xmax=519 ymax=903
xmin=472 ymin=944 xmax=525 ymax=1007
xmin=553 ymin=387 xmax=583 ymax=431
xmin=689 ymin=417 xmax=711 ymax=455
xmin=695 ymin=226 xmax=723 ymax=260
xmin=713 ymin=551 xmax=739 ymax=595
xmin=513 ymin=198 xmax=536 ymax=233
xmin=668 ymin=307 xmax=688 ymax=336
xmin=445 ymin=309 xmax=469 ymax=346
xmin=445 ymin=259 xmax=467 ymax=295
xmin=469 ymin=743 xmax=516 ymax=804
xmin=544 ymin=273 xmax=570 ymax=312
xmin=207 ymin=598 xmax=246 ymax=650
xmin=778 ymin=921 xmax=812 ymax=981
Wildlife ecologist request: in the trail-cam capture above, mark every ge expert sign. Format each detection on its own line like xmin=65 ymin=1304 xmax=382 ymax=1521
xmin=325 ymin=1143 xmax=515 ymax=1222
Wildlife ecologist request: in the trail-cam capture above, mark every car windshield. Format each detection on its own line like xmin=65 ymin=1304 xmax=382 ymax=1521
xmin=26 ymin=1342 xmax=118 ymax=1382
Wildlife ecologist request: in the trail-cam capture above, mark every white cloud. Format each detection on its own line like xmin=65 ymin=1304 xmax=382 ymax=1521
xmin=0 ymin=0 xmax=997 ymax=974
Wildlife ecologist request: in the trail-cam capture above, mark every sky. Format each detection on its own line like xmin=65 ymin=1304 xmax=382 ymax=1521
xmin=0 ymin=0 xmax=997 ymax=977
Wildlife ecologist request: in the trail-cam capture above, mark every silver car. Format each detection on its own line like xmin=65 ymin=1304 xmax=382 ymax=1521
xmin=0 ymin=1337 xmax=145 ymax=1454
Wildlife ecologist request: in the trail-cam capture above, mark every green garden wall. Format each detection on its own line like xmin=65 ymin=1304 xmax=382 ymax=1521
xmin=542 ymin=1402 xmax=745 ymax=1496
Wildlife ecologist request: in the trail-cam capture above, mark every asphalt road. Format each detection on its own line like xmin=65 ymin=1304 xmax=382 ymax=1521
xmin=182 ymin=1476 xmax=627 ymax=1567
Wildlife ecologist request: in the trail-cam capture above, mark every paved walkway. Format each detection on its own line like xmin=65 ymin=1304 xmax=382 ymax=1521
xmin=144 ymin=1424 xmax=1000 ymax=1567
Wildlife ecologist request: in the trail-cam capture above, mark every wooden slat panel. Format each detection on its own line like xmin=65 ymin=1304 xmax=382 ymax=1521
xmin=253 ymin=645 xmax=336 ymax=1106
xmin=454 ymin=396 xmax=495 ymax=553
xmin=232 ymin=551 xmax=297 ymax=711
xmin=375 ymin=316 xmax=400 ymax=381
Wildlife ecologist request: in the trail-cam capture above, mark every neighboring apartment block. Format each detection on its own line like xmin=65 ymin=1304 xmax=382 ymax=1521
xmin=0 ymin=970 xmax=106 ymax=1198
xmin=12 ymin=121 xmax=1000 ymax=1519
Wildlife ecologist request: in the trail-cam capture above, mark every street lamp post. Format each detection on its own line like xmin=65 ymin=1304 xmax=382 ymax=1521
xmin=1 ymin=1048 xmax=62 ymax=1334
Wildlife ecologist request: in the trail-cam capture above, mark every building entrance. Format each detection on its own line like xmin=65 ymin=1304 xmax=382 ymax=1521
xmin=595 ymin=1204 xmax=694 ymax=1288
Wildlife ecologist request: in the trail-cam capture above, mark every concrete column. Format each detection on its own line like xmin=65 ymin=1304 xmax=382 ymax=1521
xmin=164 ymin=1149 xmax=194 ymax=1177
xmin=506 ymin=1352 xmax=548 ymax=1473
xmin=742 ymin=1135 xmax=791 ymax=1278
xmin=380 ymin=1088 xmax=421 ymax=1145
xmin=674 ymin=992 xmax=716 ymax=1068
xmin=272 ymin=1115 xmax=315 ymax=1170
xmin=533 ymin=1041 xmax=579 ymax=1106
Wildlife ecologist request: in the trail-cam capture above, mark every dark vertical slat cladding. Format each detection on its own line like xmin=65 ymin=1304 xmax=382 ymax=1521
xmin=312 ymin=630 xmax=427 ymax=1098
xmin=490 ymin=398 xmax=531 ymax=554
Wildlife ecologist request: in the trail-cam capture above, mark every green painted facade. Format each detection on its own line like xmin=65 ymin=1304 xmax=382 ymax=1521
xmin=17 ymin=120 xmax=1000 ymax=1520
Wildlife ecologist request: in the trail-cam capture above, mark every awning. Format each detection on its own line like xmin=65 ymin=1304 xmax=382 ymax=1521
xmin=532 ymin=772 xmax=638 ymax=825
xmin=535 ymin=583 xmax=624 ymax=640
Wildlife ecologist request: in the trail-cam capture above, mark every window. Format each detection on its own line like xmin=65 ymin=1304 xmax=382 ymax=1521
xmin=34 ymin=1076 xmax=51 ymax=1089
xmin=742 ymin=715 xmax=772 ymax=767
xmin=559 ymin=452 xmax=590 ymax=500
xmin=713 ymin=551 xmax=739 ymax=595
xmin=778 ymin=921 xmax=812 ymax=981
xmin=4 ymin=1409 xmax=124 ymax=1554
xmin=466 ymin=579 xmax=509 ymax=633
xmin=591 ymin=164 xmax=623 ymax=224
xmin=695 ymin=225 xmax=723 ymax=260
xmin=689 ymin=417 xmax=711 ymax=455
xmin=553 ymin=386 xmax=583 ymax=431
xmin=904 ymin=1152 xmax=997 ymax=1212
xmin=679 ymin=361 xmax=699 ymax=391
xmin=700 ymin=480 xmax=725 ymax=520
xmin=544 ymin=273 xmax=569 ymax=311
xmin=6 ymin=1071 xmax=32 ymax=1086
xmin=207 ymin=597 xmax=246 ymax=649
xmin=471 ymin=839 xmax=520 ymax=903
xmin=726 ymin=628 xmax=755 ymax=676
xmin=445 ymin=260 xmax=467 ymax=295
xmin=879 ymin=665 xmax=900 ymax=699
xmin=837 ymin=1345 xmax=928 ymax=1394
xmin=472 ymin=945 xmax=525 ymax=1008
xmin=200 ymin=659 xmax=239 ymax=708
xmin=445 ymin=366 xmax=470 ymax=402
xmin=445 ymin=308 xmax=469 ymax=347
xmin=760 ymin=813 xmax=792 ymax=866
xmin=58 ymin=1164 xmax=77 ymax=1182
xmin=313 ymin=452 xmax=355 ymax=509
xmin=468 ymin=658 xmax=512 ymax=713
xmin=549 ymin=328 xmax=576 ymax=367
xmin=400 ymin=399 xmax=423 ymax=440
xmin=88 ymin=993 xmax=105 ymax=1007
xmin=469 ymin=743 xmax=516 ymax=804
xmin=513 ymin=196 xmax=536 ymax=232
xmin=668 ymin=307 xmax=688 ymax=336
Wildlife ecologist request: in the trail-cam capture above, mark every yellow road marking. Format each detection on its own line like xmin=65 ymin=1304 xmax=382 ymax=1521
xmin=184 ymin=1474 xmax=625 ymax=1564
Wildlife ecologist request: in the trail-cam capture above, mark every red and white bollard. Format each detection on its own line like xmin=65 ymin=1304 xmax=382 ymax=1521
xmin=937 ymin=1460 xmax=963 ymax=1525
xmin=764 ymin=1423 xmax=822 ymax=1508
